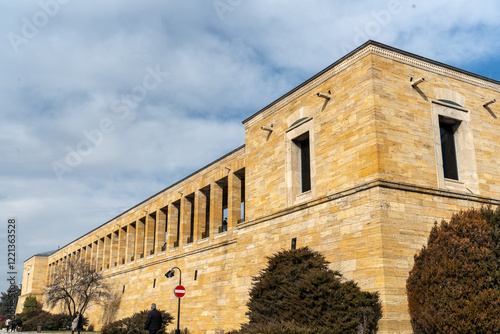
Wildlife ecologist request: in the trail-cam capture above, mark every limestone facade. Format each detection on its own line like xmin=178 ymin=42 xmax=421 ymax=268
xmin=18 ymin=41 xmax=500 ymax=333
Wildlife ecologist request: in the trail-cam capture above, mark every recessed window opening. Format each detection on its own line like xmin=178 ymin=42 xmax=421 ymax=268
xmin=194 ymin=270 xmax=198 ymax=281
xmin=201 ymin=186 xmax=210 ymax=239
xmin=173 ymin=201 xmax=181 ymax=246
xmin=187 ymin=195 xmax=195 ymax=243
xmin=291 ymin=238 xmax=297 ymax=250
xmin=238 ymin=169 xmax=246 ymax=223
xmin=439 ymin=116 xmax=460 ymax=180
xmin=160 ymin=207 xmax=168 ymax=250
xmin=153 ymin=279 xmax=156 ymax=288
xmin=220 ymin=178 xmax=228 ymax=221
xmin=150 ymin=212 xmax=157 ymax=254
xmin=293 ymin=132 xmax=311 ymax=192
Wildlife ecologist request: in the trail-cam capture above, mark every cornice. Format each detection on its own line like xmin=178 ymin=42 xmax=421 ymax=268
xmin=237 ymin=178 xmax=499 ymax=230
xmin=243 ymin=41 xmax=500 ymax=129
xmin=243 ymin=45 xmax=375 ymax=128
xmin=370 ymin=45 xmax=500 ymax=92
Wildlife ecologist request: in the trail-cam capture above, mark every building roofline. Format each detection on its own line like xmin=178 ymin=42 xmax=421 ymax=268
xmin=242 ymin=40 xmax=500 ymax=125
xmin=24 ymin=249 xmax=58 ymax=262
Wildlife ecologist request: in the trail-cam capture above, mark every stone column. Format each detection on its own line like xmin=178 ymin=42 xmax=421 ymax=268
xmin=126 ymin=223 xmax=136 ymax=262
xmin=103 ymin=234 xmax=111 ymax=270
xmin=91 ymin=240 xmax=98 ymax=270
xmin=84 ymin=245 xmax=90 ymax=264
xmin=194 ymin=190 xmax=207 ymax=240
xmin=156 ymin=209 xmax=167 ymax=252
xmin=227 ymin=172 xmax=242 ymax=232
xmin=97 ymin=238 xmax=104 ymax=271
xmin=135 ymin=219 xmax=145 ymax=260
xmin=145 ymin=213 xmax=156 ymax=256
xmin=180 ymin=196 xmax=193 ymax=246
xmin=209 ymin=182 xmax=223 ymax=238
xmin=111 ymin=230 xmax=119 ymax=267
xmin=118 ymin=226 xmax=126 ymax=265
xmin=167 ymin=203 xmax=180 ymax=248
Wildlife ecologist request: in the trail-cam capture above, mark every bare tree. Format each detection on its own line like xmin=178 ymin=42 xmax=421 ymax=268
xmin=44 ymin=256 xmax=110 ymax=317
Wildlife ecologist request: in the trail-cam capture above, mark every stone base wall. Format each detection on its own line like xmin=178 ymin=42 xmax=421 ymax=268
xmin=79 ymin=180 xmax=497 ymax=334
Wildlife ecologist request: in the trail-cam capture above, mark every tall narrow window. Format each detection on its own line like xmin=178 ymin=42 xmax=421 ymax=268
xmin=294 ymin=132 xmax=311 ymax=192
xmin=286 ymin=115 xmax=316 ymax=206
xmin=175 ymin=201 xmax=180 ymax=247
xmin=188 ymin=195 xmax=194 ymax=243
xmin=202 ymin=186 xmax=210 ymax=239
xmin=439 ymin=116 xmax=459 ymax=180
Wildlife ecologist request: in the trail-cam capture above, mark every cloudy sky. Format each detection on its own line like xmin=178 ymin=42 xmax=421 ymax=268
xmin=1 ymin=0 xmax=500 ymax=293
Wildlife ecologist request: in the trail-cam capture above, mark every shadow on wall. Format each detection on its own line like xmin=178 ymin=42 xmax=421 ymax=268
xmin=100 ymin=292 xmax=122 ymax=327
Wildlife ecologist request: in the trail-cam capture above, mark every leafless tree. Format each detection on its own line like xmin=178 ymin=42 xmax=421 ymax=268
xmin=44 ymin=256 xmax=110 ymax=317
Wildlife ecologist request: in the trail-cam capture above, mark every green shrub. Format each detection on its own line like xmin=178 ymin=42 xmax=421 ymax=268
xmin=101 ymin=309 xmax=174 ymax=334
xmin=17 ymin=310 xmax=72 ymax=331
xmin=407 ymin=208 xmax=500 ymax=333
xmin=22 ymin=294 xmax=39 ymax=313
xmin=234 ymin=247 xmax=381 ymax=334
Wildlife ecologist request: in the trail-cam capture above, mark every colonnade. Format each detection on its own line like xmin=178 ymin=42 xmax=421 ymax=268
xmin=48 ymin=169 xmax=245 ymax=278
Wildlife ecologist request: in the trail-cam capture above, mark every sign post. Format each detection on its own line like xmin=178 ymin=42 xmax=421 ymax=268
xmin=165 ymin=267 xmax=183 ymax=334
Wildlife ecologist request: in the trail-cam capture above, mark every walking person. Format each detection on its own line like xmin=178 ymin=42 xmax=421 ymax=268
xmin=5 ymin=317 xmax=11 ymax=333
xmin=10 ymin=318 xmax=17 ymax=333
xmin=15 ymin=318 xmax=22 ymax=332
xmin=71 ymin=312 xmax=83 ymax=334
xmin=10 ymin=317 xmax=17 ymax=333
xmin=144 ymin=303 xmax=163 ymax=334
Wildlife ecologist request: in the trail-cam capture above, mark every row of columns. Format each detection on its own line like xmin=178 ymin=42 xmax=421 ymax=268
xmin=48 ymin=170 xmax=245 ymax=277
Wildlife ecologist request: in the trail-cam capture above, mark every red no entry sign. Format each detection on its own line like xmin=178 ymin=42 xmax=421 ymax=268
xmin=174 ymin=285 xmax=185 ymax=298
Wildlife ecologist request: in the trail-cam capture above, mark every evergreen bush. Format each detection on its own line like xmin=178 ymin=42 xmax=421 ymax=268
xmin=232 ymin=247 xmax=381 ymax=334
xmin=407 ymin=207 xmax=500 ymax=333
xmin=22 ymin=294 xmax=39 ymax=313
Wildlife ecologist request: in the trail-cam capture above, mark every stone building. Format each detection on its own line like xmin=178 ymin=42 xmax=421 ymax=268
xmin=18 ymin=41 xmax=500 ymax=333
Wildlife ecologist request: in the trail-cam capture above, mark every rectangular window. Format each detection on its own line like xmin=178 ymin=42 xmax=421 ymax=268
xmin=286 ymin=116 xmax=315 ymax=206
xmin=294 ymin=132 xmax=311 ymax=192
xmin=432 ymin=100 xmax=478 ymax=193
xmin=439 ymin=116 xmax=459 ymax=180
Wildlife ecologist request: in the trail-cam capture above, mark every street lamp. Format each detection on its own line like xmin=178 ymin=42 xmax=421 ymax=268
xmin=165 ymin=267 xmax=182 ymax=334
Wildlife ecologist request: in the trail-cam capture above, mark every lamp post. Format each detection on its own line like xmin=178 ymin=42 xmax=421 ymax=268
xmin=165 ymin=267 xmax=182 ymax=334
